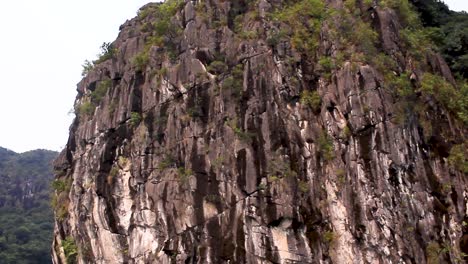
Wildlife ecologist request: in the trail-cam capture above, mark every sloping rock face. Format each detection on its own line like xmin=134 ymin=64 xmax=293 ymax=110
xmin=52 ymin=0 xmax=467 ymax=263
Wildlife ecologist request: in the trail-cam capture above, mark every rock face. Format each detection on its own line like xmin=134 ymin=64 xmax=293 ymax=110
xmin=52 ymin=1 xmax=467 ymax=263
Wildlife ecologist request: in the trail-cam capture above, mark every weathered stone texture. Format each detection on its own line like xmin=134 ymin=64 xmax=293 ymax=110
xmin=53 ymin=1 xmax=467 ymax=263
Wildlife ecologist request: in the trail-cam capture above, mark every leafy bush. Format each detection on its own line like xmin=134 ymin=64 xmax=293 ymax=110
xmin=56 ymin=203 xmax=69 ymax=221
xmin=268 ymin=157 xmax=298 ymax=179
xmin=222 ymin=64 xmax=244 ymax=97
xmin=78 ymin=102 xmax=95 ymax=117
xmin=81 ymin=43 xmax=117 ymax=77
xmin=272 ymin=0 xmax=326 ymax=56
xmin=207 ymin=60 xmax=228 ymax=74
xmin=94 ymin=42 xmax=117 ymax=65
xmin=132 ymin=51 xmax=150 ymax=72
xmin=177 ymin=167 xmax=193 ymax=183
xmin=130 ymin=112 xmax=142 ymax=127
xmin=51 ymin=180 xmax=67 ymax=192
xmin=81 ymin=60 xmax=94 ymax=77
xmin=323 ymin=231 xmax=336 ymax=244
xmin=317 ymin=130 xmax=335 ymax=161
xmin=318 ymin=56 xmax=334 ymax=72
xmin=353 ymin=20 xmax=379 ymax=57
xmin=399 ymin=28 xmax=432 ymax=59
xmin=448 ymin=143 xmax=468 ymax=173
xmin=91 ymin=79 xmax=111 ymax=103
xmin=420 ymin=73 xmax=467 ymax=123
xmin=300 ymin=90 xmax=321 ymax=111
xmin=381 ymin=0 xmax=419 ymax=25
xmin=389 ymin=73 xmax=413 ymax=97
xmin=158 ymin=155 xmax=176 ymax=170
xmin=62 ymin=236 xmax=78 ymax=264
xmin=135 ymin=0 xmax=184 ymax=69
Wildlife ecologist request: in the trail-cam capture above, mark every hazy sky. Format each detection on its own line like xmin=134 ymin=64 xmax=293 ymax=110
xmin=0 ymin=1 xmax=466 ymax=153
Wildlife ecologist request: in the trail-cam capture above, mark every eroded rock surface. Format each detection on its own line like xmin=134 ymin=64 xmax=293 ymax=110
xmin=52 ymin=1 xmax=467 ymax=263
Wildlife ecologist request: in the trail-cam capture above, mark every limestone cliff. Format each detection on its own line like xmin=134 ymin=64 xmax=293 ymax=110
xmin=52 ymin=0 xmax=467 ymax=263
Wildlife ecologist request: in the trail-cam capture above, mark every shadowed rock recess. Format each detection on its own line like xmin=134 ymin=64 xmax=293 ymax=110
xmin=52 ymin=0 xmax=468 ymax=263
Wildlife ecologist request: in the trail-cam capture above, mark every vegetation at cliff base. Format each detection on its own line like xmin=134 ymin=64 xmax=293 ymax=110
xmin=0 ymin=147 xmax=58 ymax=264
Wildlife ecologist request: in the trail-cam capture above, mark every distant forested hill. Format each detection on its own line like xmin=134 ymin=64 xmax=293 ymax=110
xmin=0 ymin=147 xmax=58 ymax=264
xmin=411 ymin=0 xmax=468 ymax=78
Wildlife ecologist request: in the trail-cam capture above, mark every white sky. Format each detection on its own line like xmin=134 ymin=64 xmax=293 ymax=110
xmin=0 ymin=0 xmax=466 ymax=153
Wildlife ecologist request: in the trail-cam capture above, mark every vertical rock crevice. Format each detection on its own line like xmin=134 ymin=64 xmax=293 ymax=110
xmin=52 ymin=0 xmax=467 ymax=263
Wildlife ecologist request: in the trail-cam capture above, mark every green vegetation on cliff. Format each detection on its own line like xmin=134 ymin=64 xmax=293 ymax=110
xmin=410 ymin=0 xmax=468 ymax=78
xmin=0 ymin=148 xmax=58 ymax=264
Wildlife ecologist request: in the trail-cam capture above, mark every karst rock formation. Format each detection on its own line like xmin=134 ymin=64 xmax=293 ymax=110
xmin=52 ymin=0 xmax=467 ymax=263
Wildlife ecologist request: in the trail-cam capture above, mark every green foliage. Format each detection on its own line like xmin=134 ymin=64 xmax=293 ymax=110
xmin=318 ymin=56 xmax=334 ymax=72
xmin=78 ymin=102 xmax=95 ymax=117
xmin=389 ymin=73 xmax=413 ymax=97
xmin=268 ymin=155 xmax=297 ymax=179
xmin=317 ymin=130 xmax=335 ymax=161
xmin=0 ymin=148 xmax=57 ymax=264
xmin=81 ymin=60 xmax=94 ymax=77
xmin=239 ymin=30 xmax=259 ymax=40
xmin=62 ymin=236 xmax=78 ymax=264
xmin=135 ymin=0 xmax=184 ymax=69
xmin=118 ymin=156 xmax=129 ymax=167
xmin=341 ymin=125 xmax=351 ymax=139
xmin=381 ymin=0 xmax=419 ymax=26
xmin=266 ymin=33 xmax=280 ymax=47
xmin=323 ymin=231 xmax=336 ymax=244
xmin=55 ymin=202 xmax=69 ymax=221
xmin=91 ymin=79 xmax=111 ymax=103
xmin=399 ymin=28 xmax=432 ymax=59
xmin=94 ymin=42 xmax=117 ymax=65
xmin=353 ymin=20 xmax=379 ymax=57
xmin=436 ymin=13 xmax=468 ymax=78
xmin=130 ymin=112 xmax=142 ymax=127
xmin=81 ymin=43 xmax=117 ymax=77
xmin=222 ymin=64 xmax=244 ymax=97
xmin=177 ymin=167 xmax=193 ymax=183
xmin=51 ymin=179 xmax=69 ymax=193
xmin=420 ymin=73 xmax=467 ymax=123
xmin=158 ymin=155 xmax=176 ymax=170
xmin=272 ymin=0 xmax=326 ymax=56
xmin=448 ymin=143 xmax=468 ymax=173
xmin=226 ymin=118 xmax=255 ymax=143
xmin=404 ymin=0 xmax=468 ymax=77
xmin=456 ymin=80 xmax=468 ymax=123
xmin=132 ymin=51 xmax=150 ymax=72
xmin=300 ymin=90 xmax=321 ymax=111
xmin=298 ymin=180 xmax=310 ymax=193
xmin=207 ymin=60 xmax=228 ymax=74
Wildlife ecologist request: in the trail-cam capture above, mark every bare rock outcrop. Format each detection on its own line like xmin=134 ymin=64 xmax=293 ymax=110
xmin=52 ymin=1 xmax=467 ymax=263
